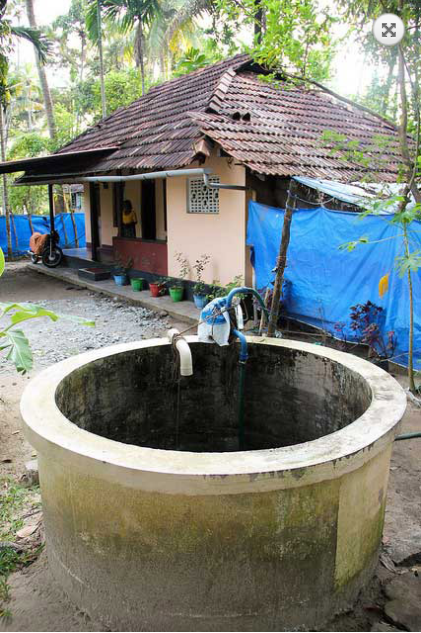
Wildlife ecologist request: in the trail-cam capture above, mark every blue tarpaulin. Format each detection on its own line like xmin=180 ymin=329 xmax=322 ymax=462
xmin=0 ymin=213 xmax=86 ymax=256
xmin=247 ymin=200 xmax=421 ymax=369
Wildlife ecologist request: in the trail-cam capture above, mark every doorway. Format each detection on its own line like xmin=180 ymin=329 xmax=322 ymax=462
xmin=141 ymin=180 xmax=156 ymax=240
xmin=89 ymin=183 xmax=101 ymax=259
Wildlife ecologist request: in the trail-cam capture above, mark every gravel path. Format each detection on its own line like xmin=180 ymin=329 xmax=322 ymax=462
xmin=0 ymin=261 xmax=184 ymax=374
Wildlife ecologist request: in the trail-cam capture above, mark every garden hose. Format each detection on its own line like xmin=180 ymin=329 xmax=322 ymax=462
xmin=395 ymin=432 xmax=421 ymax=441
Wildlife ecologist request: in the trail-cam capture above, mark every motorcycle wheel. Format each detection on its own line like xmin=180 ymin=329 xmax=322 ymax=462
xmin=42 ymin=246 xmax=63 ymax=268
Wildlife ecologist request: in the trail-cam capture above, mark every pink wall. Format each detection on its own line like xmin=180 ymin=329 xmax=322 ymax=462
xmin=167 ymin=154 xmax=247 ymax=286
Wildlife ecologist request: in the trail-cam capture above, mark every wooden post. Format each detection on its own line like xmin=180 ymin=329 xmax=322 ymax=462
xmin=89 ymin=183 xmax=98 ymax=261
xmin=48 ymin=184 xmax=55 ymax=234
xmin=259 ymin=287 xmax=270 ymax=336
xmin=267 ymin=181 xmax=297 ymax=337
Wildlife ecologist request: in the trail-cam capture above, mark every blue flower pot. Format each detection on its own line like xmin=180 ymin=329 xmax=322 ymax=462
xmin=193 ymin=294 xmax=208 ymax=309
xmin=113 ymin=274 xmax=129 ymax=286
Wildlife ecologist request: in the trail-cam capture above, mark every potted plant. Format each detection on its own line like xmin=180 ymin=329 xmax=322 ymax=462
xmin=113 ymin=256 xmax=133 ymax=286
xmin=206 ymin=279 xmax=227 ymax=303
xmin=349 ymin=301 xmax=396 ymax=370
xmin=149 ymin=277 xmax=168 ymax=298
xmin=130 ymin=277 xmax=145 ymax=292
xmin=169 ymin=252 xmax=189 ymax=302
xmin=192 ymin=254 xmax=210 ymax=308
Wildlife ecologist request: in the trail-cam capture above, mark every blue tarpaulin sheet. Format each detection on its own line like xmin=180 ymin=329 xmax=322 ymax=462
xmin=0 ymin=213 xmax=86 ymax=256
xmin=247 ymin=200 xmax=421 ymax=369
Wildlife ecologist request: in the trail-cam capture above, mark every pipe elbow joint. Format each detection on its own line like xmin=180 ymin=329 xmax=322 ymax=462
xmin=167 ymin=329 xmax=193 ymax=377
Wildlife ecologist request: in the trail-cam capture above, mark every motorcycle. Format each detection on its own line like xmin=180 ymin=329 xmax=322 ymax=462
xmin=29 ymin=230 xmax=63 ymax=268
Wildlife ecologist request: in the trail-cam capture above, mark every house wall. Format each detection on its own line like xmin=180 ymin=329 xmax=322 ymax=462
xmin=83 ymin=179 xmax=167 ymax=246
xmin=82 ymin=154 xmax=248 ymax=286
xmin=155 ymin=180 xmax=166 ymax=241
xmin=167 ymin=154 xmax=247 ymax=286
xmin=83 ymin=187 xmax=91 ymax=244
xmin=99 ymin=185 xmax=117 ymax=245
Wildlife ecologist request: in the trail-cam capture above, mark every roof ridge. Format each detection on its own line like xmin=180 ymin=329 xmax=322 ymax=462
xmin=206 ymin=67 xmax=238 ymax=114
xmin=147 ymin=53 xmax=250 ymax=96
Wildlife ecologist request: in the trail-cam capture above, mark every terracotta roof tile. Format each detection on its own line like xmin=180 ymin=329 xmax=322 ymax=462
xmin=18 ymin=54 xmax=405 ymax=183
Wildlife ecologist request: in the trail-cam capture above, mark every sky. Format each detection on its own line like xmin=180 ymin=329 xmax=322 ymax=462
xmin=10 ymin=0 xmax=375 ymax=98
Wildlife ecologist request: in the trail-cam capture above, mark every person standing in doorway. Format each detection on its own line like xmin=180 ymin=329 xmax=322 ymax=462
xmin=121 ymin=199 xmax=138 ymax=237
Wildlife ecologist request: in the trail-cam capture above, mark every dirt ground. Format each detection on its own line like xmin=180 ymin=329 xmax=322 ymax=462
xmin=0 ymin=261 xmax=420 ymax=632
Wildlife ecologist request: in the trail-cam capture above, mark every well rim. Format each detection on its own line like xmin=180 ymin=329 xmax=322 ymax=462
xmin=20 ymin=336 xmax=406 ymax=494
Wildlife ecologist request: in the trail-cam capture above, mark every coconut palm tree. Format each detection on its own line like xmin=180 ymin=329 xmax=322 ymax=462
xmin=8 ymin=65 xmax=44 ymax=131
xmin=163 ymin=0 xmax=213 ymax=50
xmin=25 ymin=0 xmax=56 ymax=141
xmin=85 ymin=0 xmax=109 ymax=117
xmin=87 ymin=0 xmax=162 ymax=95
xmin=146 ymin=0 xmax=202 ymax=80
xmin=0 ymin=1 xmax=48 ymax=258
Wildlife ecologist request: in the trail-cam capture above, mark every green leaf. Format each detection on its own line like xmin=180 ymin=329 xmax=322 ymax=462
xmin=339 ymin=236 xmax=369 ymax=252
xmin=57 ymin=314 xmax=95 ymax=327
xmin=395 ymin=251 xmax=421 ymax=278
xmin=2 ymin=329 xmax=33 ymax=374
xmin=0 ymin=248 xmax=4 ymax=277
xmin=8 ymin=305 xmax=60 ymax=326
xmin=0 ymin=302 xmax=95 ymax=328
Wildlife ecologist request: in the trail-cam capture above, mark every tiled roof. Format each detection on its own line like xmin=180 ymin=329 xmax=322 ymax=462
xmin=193 ymin=71 xmax=402 ymax=182
xmin=53 ymin=55 xmax=250 ymax=173
xmin=17 ymin=54 xmax=404 ymax=183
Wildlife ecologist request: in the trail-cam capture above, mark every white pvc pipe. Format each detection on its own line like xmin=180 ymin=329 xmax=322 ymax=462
xmin=82 ymin=168 xmax=212 ymax=183
xmin=167 ymin=329 xmax=193 ymax=377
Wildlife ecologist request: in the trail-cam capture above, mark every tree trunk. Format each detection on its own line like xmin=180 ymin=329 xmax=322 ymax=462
xmin=25 ymin=0 xmax=56 ymax=141
xmin=267 ymin=182 xmax=296 ymax=337
xmin=254 ymin=0 xmax=264 ymax=44
xmin=10 ymin=212 xmax=18 ymax=251
xmin=136 ymin=21 xmax=146 ymax=95
xmin=397 ymin=41 xmax=420 ymax=394
xmin=25 ymin=0 xmax=66 ymax=213
xmin=76 ymin=29 xmax=87 ymax=132
xmin=397 ymin=48 xmax=421 ymax=203
xmin=0 ymin=104 xmax=12 ymax=259
xmin=97 ymin=0 xmax=107 ymax=119
xmin=403 ymin=225 xmax=416 ymax=393
xmin=28 ymin=213 xmax=34 ymax=235
xmin=70 ymin=209 xmax=79 ymax=248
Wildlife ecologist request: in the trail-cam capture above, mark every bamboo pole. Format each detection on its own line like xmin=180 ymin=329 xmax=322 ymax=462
xmin=267 ymin=181 xmax=297 ymax=337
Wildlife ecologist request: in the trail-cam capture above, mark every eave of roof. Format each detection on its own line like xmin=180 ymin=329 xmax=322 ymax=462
xmin=0 ymin=147 xmax=118 ymax=176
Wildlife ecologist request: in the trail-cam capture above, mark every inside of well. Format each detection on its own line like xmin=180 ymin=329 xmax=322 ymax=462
xmin=55 ymin=342 xmax=371 ymax=452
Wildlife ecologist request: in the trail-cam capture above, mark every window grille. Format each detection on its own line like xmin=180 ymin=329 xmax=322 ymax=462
xmin=188 ymin=176 xmax=220 ymax=214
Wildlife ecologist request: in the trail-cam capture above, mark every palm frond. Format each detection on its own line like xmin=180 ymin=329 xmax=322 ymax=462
xmin=164 ymin=0 xmax=213 ymax=46
xmin=10 ymin=26 xmax=50 ymax=63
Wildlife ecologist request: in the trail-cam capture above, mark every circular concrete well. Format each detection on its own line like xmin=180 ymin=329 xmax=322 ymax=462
xmin=21 ymin=336 xmax=406 ymax=631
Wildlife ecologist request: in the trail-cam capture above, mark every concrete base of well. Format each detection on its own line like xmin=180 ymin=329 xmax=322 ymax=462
xmin=20 ymin=337 xmax=407 ymax=631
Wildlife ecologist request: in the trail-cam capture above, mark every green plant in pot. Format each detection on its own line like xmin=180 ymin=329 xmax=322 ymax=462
xmin=206 ymin=279 xmax=227 ymax=302
xmin=149 ymin=277 xmax=168 ymax=297
xmin=169 ymin=252 xmax=189 ymax=302
xmin=130 ymin=277 xmax=145 ymax=292
xmin=192 ymin=254 xmax=210 ymax=308
xmin=113 ymin=256 xmax=133 ymax=286
xmin=206 ymin=276 xmax=245 ymax=303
